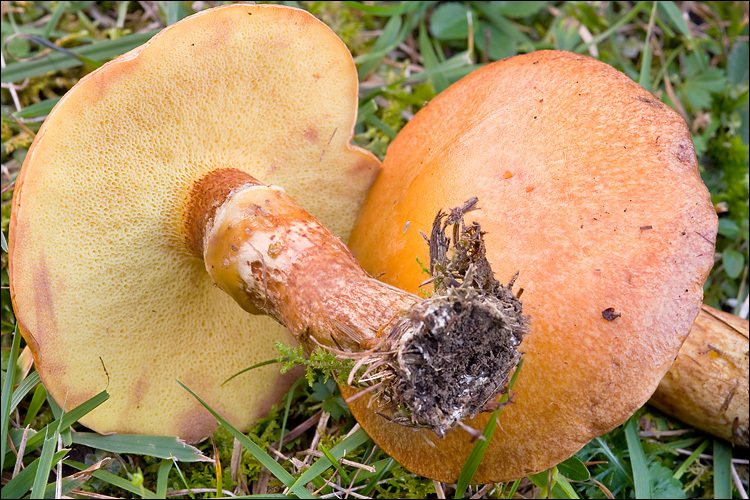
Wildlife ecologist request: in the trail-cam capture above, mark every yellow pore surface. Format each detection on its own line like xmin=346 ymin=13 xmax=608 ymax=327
xmin=10 ymin=4 xmax=380 ymax=441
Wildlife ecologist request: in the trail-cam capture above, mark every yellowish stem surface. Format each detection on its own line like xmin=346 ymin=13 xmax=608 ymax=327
xmin=198 ymin=172 xmax=417 ymax=350
xmin=650 ymin=304 xmax=749 ymax=448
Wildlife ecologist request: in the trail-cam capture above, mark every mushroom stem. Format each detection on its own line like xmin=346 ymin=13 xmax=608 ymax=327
xmin=649 ymin=305 xmax=749 ymax=448
xmin=188 ymin=168 xmax=528 ymax=436
xmin=200 ymin=170 xmax=417 ymax=350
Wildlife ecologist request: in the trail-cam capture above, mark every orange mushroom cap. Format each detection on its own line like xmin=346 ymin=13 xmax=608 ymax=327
xmin=347 ymin=50 xmax=718 ymax=482
xmin=9 ymin=4 xmax=379 ymax=442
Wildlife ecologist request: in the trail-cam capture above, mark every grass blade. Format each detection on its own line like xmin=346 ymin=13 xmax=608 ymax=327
xmin=161 ymin=1 xmax=181 ymax=26
xmin=290 ymin=427 xmax=371 ymax=492
xmin=2 ymin=449 xmax=68 ymax=499
xmin=10 ymin=371 xmax=40 ymax=413
xmin=116 ymin=1 xmax=131 ymax=28
xmin=1 ymin=30 xmax=159 ymax=83
xmin=65 ymin=460 xmax=158 ymax=498
xmin=624 ymin=416 xmax=651 ymax=499
xmin=12 ymin=97 xmax=61 ymax=119
xmin=42 ymin=470 xmax=100 ymax=499
xmin=222 ymin=358 xmax=279 ymax=386
xmin=6 ymin=390 xmax=109 ymax=460
xmin=42 ymin=0 xmax=69 ymax=39
xmin=365 ymin=114 xmax=397 ymax=139
xmin=156 ymin=459 xmax=173 ymax=498
xmin=638 ymin=2 xmax=658 ymax=91
xmin=22 ymin=383 xmax=48 ymax=428
xmin=529 ymin=467 xmax=580 ymax=499
xmin=1 ymin=325 xmax=22 ymax=472
xmin=71 ymin=432 xmax=212 ymax=462
xmin=713 ymin=439 xmax=732 ymax=499
xmin=359 ymin=458 xmax=394 ymax=497
xmin=279 ymin=377 xmax=305 ymax=450
xmin=573 ymin=2 xmax=647 ymax=54
xmin=342 ymin=1 xmax=423 ymax=16
xmin=46 ymin=393 xmax=72 ymax=446
xmin=356 ymin=14 xmax=402 ymax=79
xmin=9 ymin=33 xmax=103 ymax=69
xmin=455 ymin=359 xmax=524 ymax=498
xmin=505 ymin=478 xmax=523 ymax=498
xmin=178 ymin=380 xmax=314 ymax=499
xmin=418 ymin=21 xmax=450 ymax=93
xmin=31 ymin=427 xmax=62 ymax=498
xmin=657 ymin=1 xmax=693 ymax=41
xmin=402 ymin=57 xmax=480 ymax=86
xmin=170 ymin=460 xmax=195 ymax=499
xmin=356 ymin=99 xmax=378 ymax=125
xmin=454 ymin=413 xmax=499 ymax=497
xmin=553 ymin=468 xmax=581 ymax=499
xmin=595 ymin=436 xmax=633 ymax=484
xmin=319 ymin=443 xmax=351 ymax=484
xmin=469 ymin=2 xmax=532 ymax=46
xmin=672 ymin=439 xmax=709 ymax=480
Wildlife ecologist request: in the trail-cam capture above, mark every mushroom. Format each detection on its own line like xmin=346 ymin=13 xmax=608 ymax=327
xmin=651 ymin=304 xmax=749 ymax=448
xmin=8 ymin=4 xmax=383 ymax=441
xmin=8 ymin=5 xmax=726 ymax=485
xmin=346 ymin=50 xmax=718 ymax=482
xmin=11 ymin=0 xmax=527 ymax=448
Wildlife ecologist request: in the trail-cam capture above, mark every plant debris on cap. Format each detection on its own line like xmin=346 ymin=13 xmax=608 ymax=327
xmin=345 ymin=198 xmax=528 ymax=438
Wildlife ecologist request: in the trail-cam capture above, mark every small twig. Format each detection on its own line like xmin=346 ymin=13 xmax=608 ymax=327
xmin=277 ymin=411 xmax=322 ymax=448
xmin=251 ymin=468 xmax=270 ymax=497
xmin=69 ymin=490 xmax=121 ymax=499
xmin=639 ymin=429 xmax=693 ymax=437
xmin=230 ymin=437 xmax=250 ymax=495
xmin=298 ymin=450 xmax=376 ymax=472
xmin=583 ymin=461 xmax=609 ymax=466
xmin=432 ymin=480 xmax=446 ymax=499
xmin=0 ymin=50 xmax=23 ymax=112
xmin=674 ymin=448 xmax=749 ymax=464
xmin=87 ymin=3 xmax=117 ymax=28
xmin=588 ymin=477 xmax=615 ymax=499
xmin=470 ymin=483 xmax=493 ymax=499
xmin=6 ymin=426 xmax=19 ymax=458
xmin=267 ymin=445 xmax=291 ymax=463
xmin=137 ymin=1 xmax=164 ymax=26
xmin=653 ymin=38 xmax=689 ymax=124
xmin=56 ymin=434 xmax=63 ymax=499
xmin=343 ymin=423 xmax=363 ymax=440
xmin=12 ymin=426 xmax=30 ymax=477
xmin=10 ymin=113 xmax=37 ymax=139
xmin=166 ymin=488 xmax=235 ymax=497
xmin=319 ymin=483 xmax=371 ymax=499
xmin=397 ymin=42 xmax=422 ymax=63
xmin=346 ymin=446 xmax=378 ymax=498
xmin=312 ymin=466 xmax=340 ymax=496
xmin=344 ymin=381 xmax=386 ymax=403
xmin=304 ymin=411 xmax=330 ymax=466
xmin=732 ymin=460 xmax=749 ymax=499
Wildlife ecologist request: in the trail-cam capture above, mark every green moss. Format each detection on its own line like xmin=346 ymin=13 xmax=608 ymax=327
xmin=300 ymin=1 xmax=378 ymax=56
